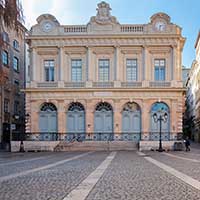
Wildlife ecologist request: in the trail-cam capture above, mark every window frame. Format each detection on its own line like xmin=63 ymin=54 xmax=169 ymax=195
xmin=4 ymin=98 xmax=10 ymax=113
xmin=154 ymin=59 xmax=166 ymax=81
xmin=13 ymin=40 xmax=19 ymax=50
xmin=126 ymin=59 xmax=138 ymax=81
xmin=44 ymin=60 xmax=55 ymax=82
xmin=98 ymin=59 xmax=110 ymax=82
xmin=13 ymin=56 xmax=19 ymax=72
xmin=2 ymin=50 xmax=9 ymax=66
xmin=71 ymin=59 xmax=82 ymax=82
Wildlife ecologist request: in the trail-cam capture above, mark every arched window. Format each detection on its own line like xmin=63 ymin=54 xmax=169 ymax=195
xmin=40 ymin=103 xmax=57 ymax=112
xmin=151 ymin=102 xmax=169 ymax=113
xmin=95 ymin=102 xmax=112 ymax=111
xmin=150 ymin=102 xmax=170 ymax=140
xmin=68 ymin=102 xmax=85 ymax=111
xmin=123 ymin=102 xmax=140 ymax=112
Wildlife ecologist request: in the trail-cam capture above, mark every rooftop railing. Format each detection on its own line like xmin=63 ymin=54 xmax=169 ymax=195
xmin=37 ymin=82 xmax=58 ymax=88
xmin=149 ymin=81 xmax=171 ymax=87
xmin=121 ymin=82 xmax=142 ymax=88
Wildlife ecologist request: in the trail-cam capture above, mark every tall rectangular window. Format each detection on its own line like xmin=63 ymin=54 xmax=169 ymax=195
xmin=71 ymin=59 xmax=82 ymax=82
xmin=14 ymin=101 xmax=19 ymax=114
xmin=13 ymin=57 xmax=19 ymax=71
xmin=4 ymin=98 xmax=9 ymax=113
xmin=44 ymin=60 xmax=54 ymax=81
xmin=13 ymin=40 xmax=19 ymax=50
xmin=126 ymin=59 xmax=137 ymax=81
xmin=99 ymin=59 xmax=109 ymax=81
xmin=2 ymin=50 xmax=8 ymax=65
xmin=154 ymin=59 xmax=166 ymax=81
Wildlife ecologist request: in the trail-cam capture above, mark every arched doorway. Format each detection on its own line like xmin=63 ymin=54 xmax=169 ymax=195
xmin=94 ymin=102 xmax=113 ymax=140
xmin=39 ymin=103 xmax=57 ymax=140
xmin=122 ymin=102 xmax=141 ymax=141
xmin=150 ymin=102 xmax=170 ymax=140
xmin=67 ymin=102 xmax=85 ymax=140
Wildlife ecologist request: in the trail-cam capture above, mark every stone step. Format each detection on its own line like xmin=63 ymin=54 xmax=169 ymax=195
xmin=54 ymin=141 xmax=138 ymax=151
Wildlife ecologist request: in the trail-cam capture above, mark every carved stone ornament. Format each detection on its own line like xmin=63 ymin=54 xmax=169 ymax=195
xmin=89 ymin=1 xmax=119 ymax=25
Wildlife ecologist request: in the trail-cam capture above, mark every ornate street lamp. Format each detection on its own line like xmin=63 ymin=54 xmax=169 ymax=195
xmin=153 ymin=110 xmax=168 ymax=152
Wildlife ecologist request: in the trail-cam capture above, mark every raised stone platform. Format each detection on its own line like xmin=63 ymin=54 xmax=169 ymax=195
xmin=11 ymin=141 xmax=138 ymax=152
xmin=139 ymin=140 xmax=184 ymax=151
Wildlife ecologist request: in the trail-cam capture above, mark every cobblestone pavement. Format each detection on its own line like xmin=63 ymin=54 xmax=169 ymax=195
xmin=148 ymin=149 xmax=200 ymax=183
xmin=0 ymin=152 xmax=109 ymax=200
xmin=1 ymin=149 xmax=200 ymax=200
xmin=0 ymin=152 xmax=86 ymax=177
xmin=86 ymin=151 xmax=200 ymax=200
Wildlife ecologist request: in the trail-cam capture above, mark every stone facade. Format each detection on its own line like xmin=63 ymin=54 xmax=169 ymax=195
xmin=0 ymin=21 xmax=26 ymax=145
xmin=186 ymin=32 xmax=200 ymax=142
xmin=26 ymin=2 xmax=185 ymax=141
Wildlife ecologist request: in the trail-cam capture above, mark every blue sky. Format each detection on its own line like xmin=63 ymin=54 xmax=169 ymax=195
xmin=21 ymin=0 xmax=200 ymax=68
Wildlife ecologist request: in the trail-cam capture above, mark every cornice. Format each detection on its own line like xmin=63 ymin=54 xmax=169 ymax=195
xmin=23 ymin=87 xmax=186 ymax=93
xmin=29 ymin=37 xmax=180 ymax=48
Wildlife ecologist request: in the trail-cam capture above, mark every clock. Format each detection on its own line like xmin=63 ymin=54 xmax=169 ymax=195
xmin=155 ymin=21 xmax=166 ymax=31
xmin=42 ymin=21 xmax=53 ymax=32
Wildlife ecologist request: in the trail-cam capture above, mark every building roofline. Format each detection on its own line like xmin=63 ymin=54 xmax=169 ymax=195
xmin=195 ymin=31 xmax=200 ymax=49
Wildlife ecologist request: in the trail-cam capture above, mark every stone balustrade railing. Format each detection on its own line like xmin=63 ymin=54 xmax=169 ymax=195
xmin=63 ymin=25 xmax=144 ymax=34
xmin=121 ymin=82 xmax=142 ymax=87
xmin=120 ymin=25 xmax=144 ymax=33
xmin=64 ymin=25 xmax=87 ymax=33
xmin=149 ymin=81 xmax=171 ymax=87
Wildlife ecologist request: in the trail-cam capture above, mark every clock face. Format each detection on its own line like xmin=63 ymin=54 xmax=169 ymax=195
xmin=42 ymin=22 xmax=53 ymax=32
xmin=155 ymin=21 xmax=166 ymax=31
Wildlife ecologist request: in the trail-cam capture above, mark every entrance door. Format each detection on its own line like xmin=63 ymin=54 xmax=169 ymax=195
xmin=67 ymin=102 xmax=85 ymax=140
xmin=94 ymin=102 xmax=113 ymax=140
xmin=39 ymin=103 xmax=57 ymax=140
xmin=122 ymin=102 xmax=141 ymax=141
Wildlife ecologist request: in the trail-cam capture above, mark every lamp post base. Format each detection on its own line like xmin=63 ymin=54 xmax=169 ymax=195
xmin=156 ymin=148 xmax=165 ymax=152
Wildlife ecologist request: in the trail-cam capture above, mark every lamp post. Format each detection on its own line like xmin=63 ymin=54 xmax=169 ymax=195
xmin=153 ymin=110 xmax=168 ymax=152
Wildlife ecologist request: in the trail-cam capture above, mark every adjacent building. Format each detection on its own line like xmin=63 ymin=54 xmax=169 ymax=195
xmin=26 ymin=1 xmax=185 ymax=142
xmin=186 ymin=32 xmax=200 ymax=142
xmin=0 ymin=18 xmax=26 ymax=147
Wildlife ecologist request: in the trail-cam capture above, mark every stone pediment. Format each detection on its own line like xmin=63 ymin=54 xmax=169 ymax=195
xmin=87 ymin=1 xmax=120 ymax=33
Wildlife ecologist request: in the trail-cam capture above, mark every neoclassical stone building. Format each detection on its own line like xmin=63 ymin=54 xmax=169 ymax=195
xmin=186 ymin=32 xmax=200 ymax=142
xmin=26 ymin=1 xmax=185 ymax=141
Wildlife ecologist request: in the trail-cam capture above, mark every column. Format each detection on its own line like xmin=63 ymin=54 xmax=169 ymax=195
xmin=114 ymin=100 xmax=121 ymax=139
xmin=142 ymin=46 xmax=145 ymax=81
xmin=141 ymin=100 xmax=150 ymax=140
xmin=57 ymin=101 xmax=66 ymax=139
xmin=32 ymin=48 xmax=37 ymax=82
xmin=171 ymin=46 xmax=174 ymax=80
xmin=87 ymin=47 xmax=93 ymax=82
xmin=86 ymin=100 xmax=94 ymax=138
xmin=115 ymin=46 xmax=121 ymax=81
xmin=59 ymin=47 xmax=65 ymax=81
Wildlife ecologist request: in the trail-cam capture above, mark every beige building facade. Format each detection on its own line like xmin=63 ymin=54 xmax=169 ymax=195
xmin=26 ymin=2 xmax=185 ymax=141
xmin=186 ymin=32 xmax=200 ymax=142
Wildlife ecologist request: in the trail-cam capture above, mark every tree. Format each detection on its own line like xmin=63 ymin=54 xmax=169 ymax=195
xmin=0 ymin=0 xmax=24 ymax=32
xmin=0 ymin=0 xmax=24 ymax=82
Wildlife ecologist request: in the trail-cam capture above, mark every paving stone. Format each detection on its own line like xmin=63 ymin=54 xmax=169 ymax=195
xmin=86 ymin=151 xmax=200 ymax=200
xmin=0 ymin=152 xmax=109 ymax=200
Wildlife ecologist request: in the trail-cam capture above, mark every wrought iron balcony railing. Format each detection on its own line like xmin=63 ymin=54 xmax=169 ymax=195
xmin=12 ymin=132 xmax=183 ymax=142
